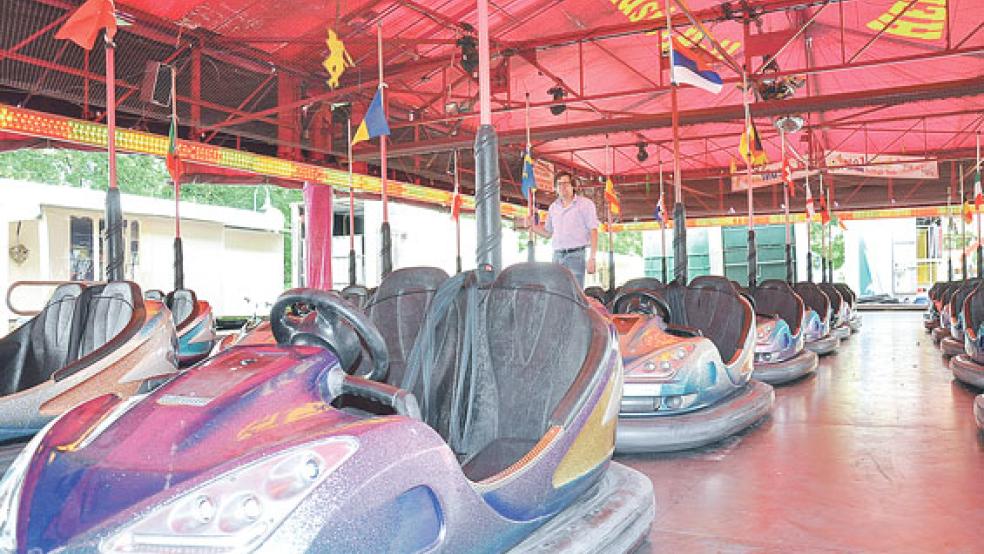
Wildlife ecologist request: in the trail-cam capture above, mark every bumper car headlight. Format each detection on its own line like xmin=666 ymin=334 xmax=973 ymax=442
xmin=100 ymin=436 xmax=358 ymax=553
xmin=756 ymin=324 xmax=775 ymax=341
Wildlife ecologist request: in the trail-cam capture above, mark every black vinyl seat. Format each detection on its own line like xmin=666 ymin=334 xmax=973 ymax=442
xmin=144 ymin=290 xmax=165 ymax=302
xmin=793 ymin=282 xmax=832 ymax=324
xmin=618 ymin=277 xmax=664 ymax=293
xmin=165 ymin=289 xmax=198 ymax=329
xmin=366 ymin=267 xmax=450 ymax=389
xmin=818 ymin=284 xmax=844 ymax=323
xmin=583 ymin=286 xmax=610 ymax=304
xmin=754 ymin=280 xmax=805 ymax=335
xmin=834 ymin=283 xmax=857 ymax=308
xmin=964 ymin=286 xmax=984 ymax=337
xmin=660 ymin=276 xmax=753 ymax=365
xmin=949 ymin=280 xmax=980 ymax=322
xmin=340 ymin=285 xmax=371 ymax=310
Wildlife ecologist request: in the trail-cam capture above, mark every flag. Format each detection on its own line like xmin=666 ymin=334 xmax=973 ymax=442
xmin=782 ymin=157 xmax=795 ymax=197
xmin=521 ymin=145 xmax=536 ymax=200
xmin=964 ymin=200 xmax=974 ymax=224
xmin=351 ymin=88 xmax=390 ymax=145
xmin=55 ymin=0 xmax=117 ymax=51
xmin=975 ymin=167 xmax=982 ymax=211
xmin=605 ymin=177 xmax=620 ymax=217
xmin=654 ymin=194 xmax=666 ymax=223
xmin=805 ymin=182 xmax=816 ymax=219
xmin=818 ymin=195 xmax=830 ymax=224
xmin=450 ymin=192 xmax=462 ymax=221
xmin=833 ymin=215 xmax=847 ymax=231
xmin=166 ymin=110 xmax=182 ymax=185
xmin=669 ymin=37 xmax=723 ymax=94
xmin=739 ymin=119 xmax=768 ymax=167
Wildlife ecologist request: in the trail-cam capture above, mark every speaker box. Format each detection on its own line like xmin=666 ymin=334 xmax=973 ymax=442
xmin=141 ymin=61 xmax=173 ymax=107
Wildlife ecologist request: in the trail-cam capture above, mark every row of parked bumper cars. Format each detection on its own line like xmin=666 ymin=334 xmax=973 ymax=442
xmin=941 ymin=280 xmax=981 ymax=358
xmin=932 ymin=283 xmax=960 ymax=346
xmin=793 ymin=282 xmax=841 ymax=356
xmin=0 ymin=264 xmax=654 ymax=552
xmin=145 ymin=288 xmax=217 ymax=367
xmin=949 ymin=281 xmax=984 ymax=390
xmin=608 ymin=276 xmax=774 ymax=453
xmin=924 ymin=282 xmax=946 ymax=331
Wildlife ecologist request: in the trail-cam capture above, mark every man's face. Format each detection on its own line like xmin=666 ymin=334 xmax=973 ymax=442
xmin=558 ymin=176 xmax=574 ymax=199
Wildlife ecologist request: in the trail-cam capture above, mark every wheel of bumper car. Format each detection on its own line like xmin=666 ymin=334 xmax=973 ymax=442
xmin=974 ymin=394 xmax=984 ymax=431
xmin=950 ymin=355 xmax=984 ymax=390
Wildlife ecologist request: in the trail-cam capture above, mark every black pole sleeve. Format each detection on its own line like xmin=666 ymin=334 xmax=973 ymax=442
xmin=381 ymin=221 xmax=392 ymax=277
xmin=173 ymin=237 xmax=184 ymax=290
xmin=105 ymin=187 xmax=125 ymax=282
xmin=348 ymin=249 xmax=356 ymax=286
xmin=474 ymin=124 xmax=502 ymax=281
xmin=747 ymin=228 xmax=757 ymax=290
xmin=672 ymin=203 xmax=687 ymax=284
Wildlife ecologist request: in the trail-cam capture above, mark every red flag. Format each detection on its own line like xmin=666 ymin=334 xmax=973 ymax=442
xmin=450 ymin=192 xmax=462 ymax=221
xmin=819 ymin=195 xmax=830 ymax=224
xmin=55 ymin=0 xmax=117 ymax=51
xmin=782 ymin=158 xmax=795 ymax=197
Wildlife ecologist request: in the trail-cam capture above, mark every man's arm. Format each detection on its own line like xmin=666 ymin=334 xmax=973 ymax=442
xmin=587 ymin=227 xmax=598 ymax=273
xmin=529 ymin=221 xmax=552 ymax=239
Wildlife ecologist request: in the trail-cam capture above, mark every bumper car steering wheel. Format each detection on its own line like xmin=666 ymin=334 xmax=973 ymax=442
xmin=611 ymin=290 xmax=672 ymax=322
xmin=271 ymin=288 xmax=389 ymax=382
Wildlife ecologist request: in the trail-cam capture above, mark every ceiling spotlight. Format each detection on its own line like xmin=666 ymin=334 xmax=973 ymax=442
xmin=548 ymin=86 xmax=567 ymax=116
xmin=636 ymin=142 xmax=649 ymax=162
xmin=774 ymin=115 xmax=804 ymax=134
xmin=445 ymin=101 xmax=459 ymax=115
xmin=457 ymin=34 xmax=478 ymax=74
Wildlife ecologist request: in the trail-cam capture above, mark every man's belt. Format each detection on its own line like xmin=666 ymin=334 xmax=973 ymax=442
xmin=555 ymin=246 xmax=587 ymax=255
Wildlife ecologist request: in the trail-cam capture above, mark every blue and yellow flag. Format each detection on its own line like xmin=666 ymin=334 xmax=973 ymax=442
xmin=352 ymin=88 xmax=390 ymax=145
xmin=521 ymin=145 xmax=536 ymax=200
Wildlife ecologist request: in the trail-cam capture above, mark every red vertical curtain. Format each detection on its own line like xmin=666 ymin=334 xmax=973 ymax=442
xmin=303 ymin=182 xmax=333 ymax=289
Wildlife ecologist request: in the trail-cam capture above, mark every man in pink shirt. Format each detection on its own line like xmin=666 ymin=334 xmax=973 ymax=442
xmin=527 ymin=171 xmax=599 ymax=288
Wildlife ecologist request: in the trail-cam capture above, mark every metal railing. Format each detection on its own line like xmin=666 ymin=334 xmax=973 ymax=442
xmin=6 ymin=280 xmax=90 ymax=316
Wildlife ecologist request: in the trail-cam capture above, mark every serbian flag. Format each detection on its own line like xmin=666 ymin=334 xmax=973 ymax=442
xmin=782 ymin=158 xmax=795 ymax=197
xmin=605 ymin=177 xmax=620 ymax=217
xmin=351 ymin=88 xmax=390 ymax=145
xmin=669 ymin=37 xmax=722 ymax=94
xmin=55 ymin=0 xmax=117 ymax=51
xmin=805 ymin=181 xmax=816 ymax=219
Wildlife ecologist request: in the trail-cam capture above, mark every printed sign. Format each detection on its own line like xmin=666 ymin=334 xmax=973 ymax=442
xmin=825 ymin=150 xmax=939 ymax=179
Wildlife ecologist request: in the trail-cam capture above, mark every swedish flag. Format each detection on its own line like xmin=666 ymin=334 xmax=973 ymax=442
xmin=521 ymin=145 xmax=536 ymax=200
xmin=352 ymin=88 xmax=390 ymax=145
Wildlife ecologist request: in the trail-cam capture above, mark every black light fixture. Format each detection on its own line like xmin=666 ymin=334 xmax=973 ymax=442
xmin=548 ymin=86 xmax=566 ymax=116
xmin=636 ymin=142 xmax=649 ymax=162
xmin=330 ymin=102 xmax=351 ymax=124
xmin=458 ymin=34 xmax=478 ymax=74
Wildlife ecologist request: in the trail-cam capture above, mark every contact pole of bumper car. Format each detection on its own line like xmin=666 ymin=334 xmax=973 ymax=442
xmin=606 ymin=142 xmax=615 ymax=292
xmin=961 ymin=163 xmax=967 ymax=279
xmin=826 ymin=182 xmax=833 ymax=283
xmin=453 ymin=149 xmax=463 ymax=273
xmin=947 ymin=184 xmax=953 ymax=281
xmin=781 ymin=128 xmax=793 ymax=283
xmin=806 ymin=157 xmax=813 ymax=282
xmin=171 ymin=68 xmax=183 ymax=291
xmin=976 ymin=133 xmax=982 ymax=279
xmin=666 ymin=13 xmax=687 ymax=284
xmin=525 ymin=92 xmax=535 ymax=263
xmin=658 ymin=156 xmax=668 ymax=283
xmin=474 ymin=0 xmax=501 ymax=278
xmin=377 ymin=22 xmax=392 ymax=278
xmin=104 ymin=33 xmax=124 ymax=282
xmin=742 ymin=72 xmax=756 ymax=290
xmin=347 ymin=118 xmax=357 ymax=286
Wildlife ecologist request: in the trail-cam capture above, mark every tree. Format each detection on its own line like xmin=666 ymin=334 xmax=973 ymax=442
xmin=809 ymin=222 xmax=844 ymax=271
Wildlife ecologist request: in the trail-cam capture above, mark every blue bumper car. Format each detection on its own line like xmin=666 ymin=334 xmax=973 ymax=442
xmin=749 ymin=280 xmax=819 ymax=385
xmin=611 ymin=276 xmax=774 ymax=454
xmin=0 ymin=264 xmax=654 ymax=553
xmin=949 ymin=285 xmax=984 ymax=390
xmin=793 ymin=282 xmax=840 ymax=356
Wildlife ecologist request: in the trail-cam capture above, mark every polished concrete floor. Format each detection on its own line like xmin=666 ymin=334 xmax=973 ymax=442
xmin=624 ymin=311 xmax=984 ymax=553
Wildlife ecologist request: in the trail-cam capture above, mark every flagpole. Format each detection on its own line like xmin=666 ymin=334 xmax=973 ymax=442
xmin=475 ymin=0 xmax=501 ymax=276
xmin=806 ymin=156 xmax=813 ymax=282
xmin=665 ymin=2 xmax=687 ymax=284
xmin=658 ymin=151 xmax=668 ymax=283
xmin=104 ymin=31 xmax=124 ymax=282
xmin=525 ymin=92 xmax=535 ymax=262
xmin=606 ymin=141 xmax=616 ymax=292
xmin=453 ymin=149 xmax=462 ymax=274
xmin=377 ymin=22 xmax=392 ymax=278
xmin=781 ymin=128 xmax=793 ymax=283
xmin=819 ymin=172 xmax=827 ymax=283
xmin=961 ymin=163 xmax=967 ymax=279
xmin=947 ymin=181 xmax=953 ymax=281
xmin=742 ymin=71 xmax=757 ymax=290
xmin=171 ymin=67 xmax=183 ymax=291
xmin=826 ymin=181 xmax=833 ymax=283
xmin=976 ymin=133 xmax=982 ymax=278
xmin=347 ymin=118 xmax=357 ymax=286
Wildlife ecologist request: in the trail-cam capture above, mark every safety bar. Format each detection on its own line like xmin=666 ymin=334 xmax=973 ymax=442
xmin=6 ymin=280 xmax=90 ymax=316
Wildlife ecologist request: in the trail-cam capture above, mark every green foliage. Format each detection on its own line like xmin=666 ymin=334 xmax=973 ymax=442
xmin=809 ymin=222 xmax=844 ymax=270
xmin=0 ymin=149 xmax=299 ymax=287
xmin=598 ymin=230 xmax=643 ymax=257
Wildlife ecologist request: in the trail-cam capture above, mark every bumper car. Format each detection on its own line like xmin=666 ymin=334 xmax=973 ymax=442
xmin=0 ymin=282 xmax=177 ymax=441
xmin=792 ymin=282 xmax=840 ymax=356
xmin=340 ymin=284 xmax=372 ymax=310
xmin=924 ymin=282 xmax=945 ymax=331
xmin=611 ymin=276 xmax=774 ymax=453
xmin=932 ymin=283 xmax=959 ymax=346
xmin=834 ymin=283 xmax=862 ymax=333
xmin=975 ymin=394 xmax=984 ymax=431
xmin=819 ymin=283 xmax=851 ymax=341
xmin=584 ymin=285 xmax=612 ymax=305
xmin=146 ymin=289 xmax=216 ymax=366
xmin=949 ymin=286 xmax=984 ymax=389
xmin=749 ymin=280 xmax=819 ymax=385
xmin=941 ymin=280 xmax=980 ymax=358
xmin=0 ymin=263 xmax=654 ymax=553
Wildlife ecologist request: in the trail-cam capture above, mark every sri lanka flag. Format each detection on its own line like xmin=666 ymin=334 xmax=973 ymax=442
xmin=670 ymin=37 xmax=723 ymax=94
xmin=352 ymin=87 xmax=390 ymax=145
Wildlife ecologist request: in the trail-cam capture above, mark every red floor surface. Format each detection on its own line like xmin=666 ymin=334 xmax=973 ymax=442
xmin=621 ymin=311 xmax=984 ymax=553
